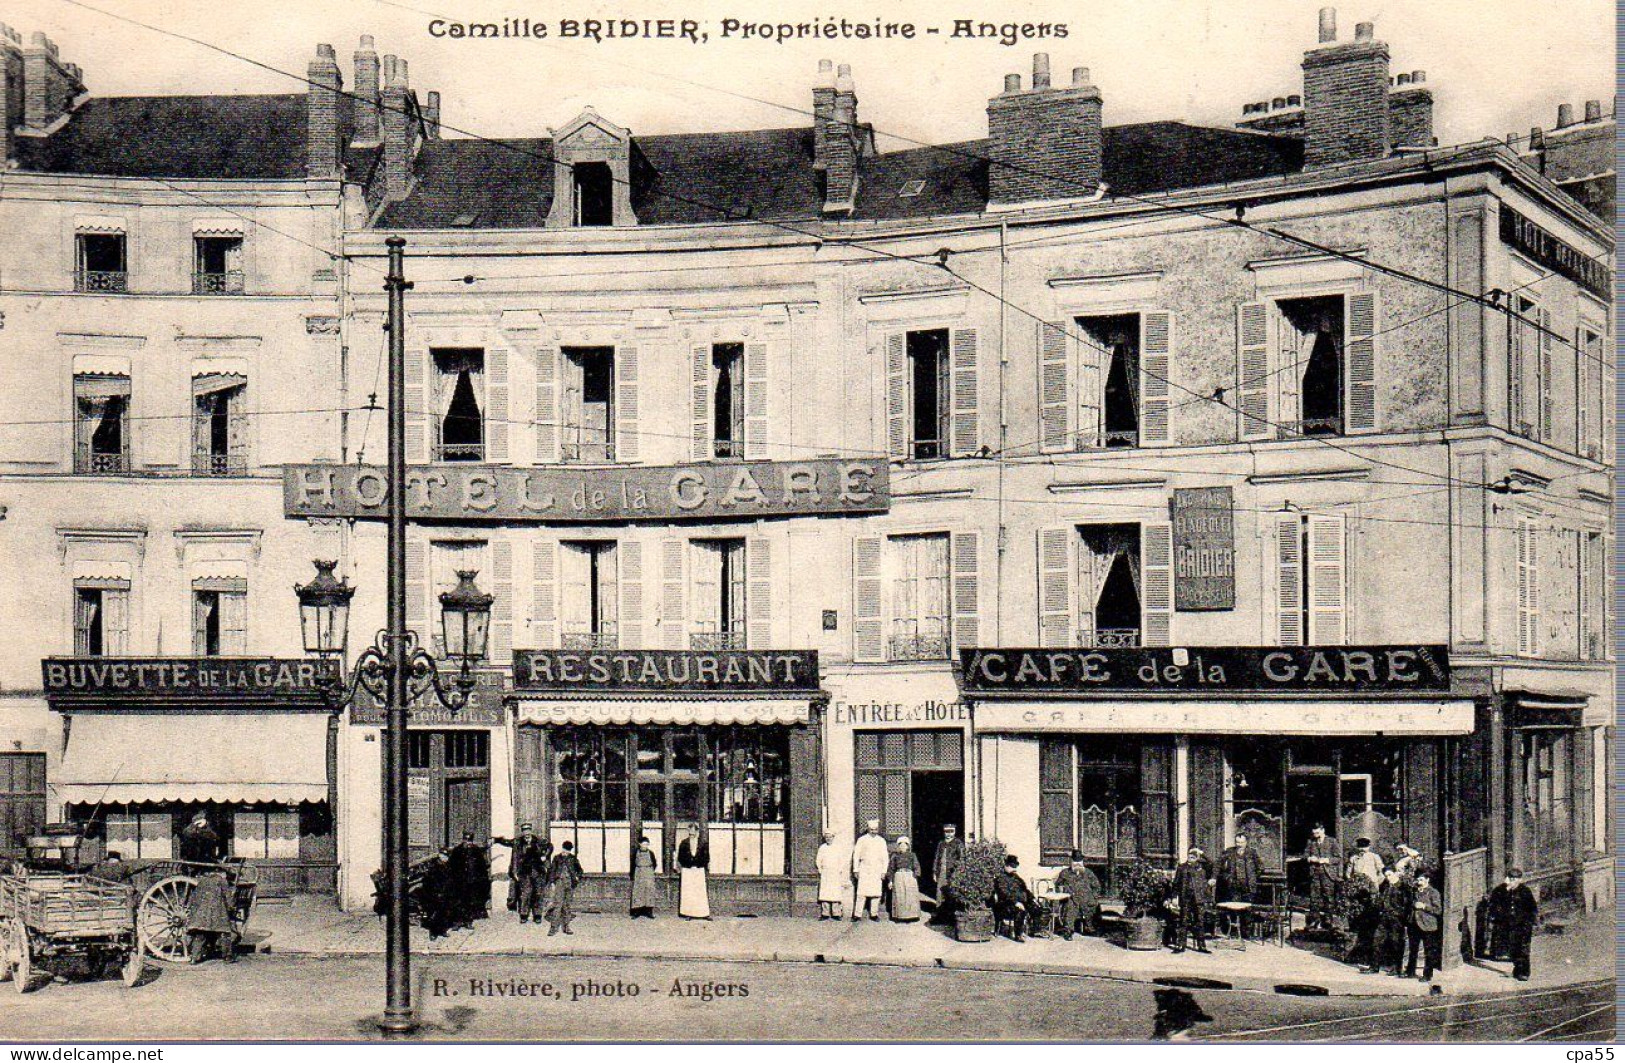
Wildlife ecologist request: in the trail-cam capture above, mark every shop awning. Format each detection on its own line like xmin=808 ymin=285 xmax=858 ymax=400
xmin=513 ymin=698 xmax=812 ymax=727
xmin=58 ymin=712 xmax=329 ymax=805
xmin=972 ymin=698 xmax=1474 ymax=736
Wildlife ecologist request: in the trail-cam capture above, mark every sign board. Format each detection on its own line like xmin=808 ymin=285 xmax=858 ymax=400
xmin=406 ymin=774 xmax=433 ymax=848
xmin=959 ymin=645 xmax=1451 ymax=695
xmin=1499 ymin=206 xmax=1611 ymax=299
xmin=283 ymin=459 xmax=888 ymax=523
xmin=42 ymin=657 xmax=337 ymax=705
xmin=348 ymin=676 xmax=507 ymax=727
xmin=1170 ymin=487 xmax=1235 ymax=611
xmin=513 ymin=649 xmax=820 ymax=694
xmin=973 ymin=698 xmax=1474 ymax=736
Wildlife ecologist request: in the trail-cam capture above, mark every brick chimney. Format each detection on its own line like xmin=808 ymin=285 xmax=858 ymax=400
xmin=1388 ymin=70 xmax=1433 ymax=148
xmin=1301 ymin=9 xmax=1391 ymax=166
xmin=352 ymin=35 xmax=380 ymax=146
xmin=1 ymin=24 xmax=23 ymax=164
xmin=423 ymin=90 xmax=441 ymax=139
xmin=811 ymin=59 xmax=835 ymax=170
xmin=987 ymin=54 xmax=1103 ymax=203
xmin=378 ymin=54 xmax=418 ymax=201
xmin=821 ymin=63 xmax=860 ymax=213
xmin=21 ymin=30 xmax=84 ymax=132
xmin=306 ymin=43 xmax=343 ymax=177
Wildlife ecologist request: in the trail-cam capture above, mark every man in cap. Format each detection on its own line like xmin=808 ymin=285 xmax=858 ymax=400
xmin=992 ymin=854 xmax=1037 ymax=942
xmin=492 ymin=823 xmax=553 ymax=924
xmin=179 ymin=811 xmax=224 ymax=865
xmin=1487 ymin=867 xmax=1539 ymax=980
xmin=1304 ymin=824 xmax=1342 ymax=932
xmin=1404 ymin=870 xmax=1444 ymax=982
xmin=929 ymin=822 xmax=965 ymax=924
xmin=1054 ymin=849 xmax=1101 ymax=939
xmin=1170 ymin=847 xmax=1216 ymax=954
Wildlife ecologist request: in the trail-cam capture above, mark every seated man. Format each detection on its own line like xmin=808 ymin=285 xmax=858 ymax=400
xmin=992 ymin=854 xmax=1043 ymax=942
xmin=1054 ymin=850 xmax=1102 ymax=939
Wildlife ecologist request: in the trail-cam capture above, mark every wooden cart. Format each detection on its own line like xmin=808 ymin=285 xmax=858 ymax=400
xmin=129 ymin=859 xmax=259 ymax=964
xmin=0 ymin=871 xmax=144 ymax=992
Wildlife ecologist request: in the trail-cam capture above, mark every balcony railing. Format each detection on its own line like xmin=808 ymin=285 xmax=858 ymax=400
xmin=76 ymin=270 xmax=128 ymax=293
xmin=192 ymin=271 xmax=246 ymax=295
xmin=561 ymin=623 xmax=619 ymax=650
xmin=433 ymin=442 xmax=485 ymax=462
xmin=560 ymin=440 xmax=616 ymax=463
xmin=1080 ymin=628 xmax=1141 ymax=649
xmin=1293 ymin=416 xmax=1343 ymax=437
xmin=193 ymin=453 xmax=247 ymax=477
xmin=887 ymin=632 xmax=950 ymax=662
xmin=690 ymin=628 xmax=746 ymax=651
xmin=910 ymin=439 xmax=943 ymax=460
xmin=76 ymin=450 xmax=130 ymax=474
xmin=1102 ymin=428 xmax=1139 ymax=448
xmin=713 ymin=438 xmax=742 ymax=459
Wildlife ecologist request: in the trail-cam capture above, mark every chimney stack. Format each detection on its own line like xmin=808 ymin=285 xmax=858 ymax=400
xmin=1557 ymin=102 xmax=1573 ymax=128
xmin=423 ymin=90 xmax=441 ymax=139
xmin=21 ymin=30 xmax=84 ymax=133
xmin=1584 ymin=99 xmax=1602 ymax=122
xmin=811 ymin=59 xmax=834 ymax=170
xmin=820 ymin=63 xmax=860 ymax=212
xmin=378 ymin=52 xmax=416 ymax=201
xmin=1318 ymin=7 xmax=1337 ymax=43
xmin=305 ymin=43 xmax=343 ymax=177
xmin=352 ymin=35 xmax=380 ymax=145
xmin=987 ymin=53 xmax=1103 ymax=203
xmin=1301 ymin=8 xmax=1391 ymax=166
xmin=1 ymin=24 xmax=23 ymax=164
xmin=1389 ymin=69 xmax=1434 ymax=148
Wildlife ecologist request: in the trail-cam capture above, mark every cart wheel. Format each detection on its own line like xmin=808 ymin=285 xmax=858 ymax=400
xmin=137 ymin=875 xmax=197 ymax=964
xmin=120 ymin=948 xmax=145 ymax=988
xmin=0 ymin=918 xmax=12 ymax=984
xmin=10 ymin=919 xmax=31 ymax=994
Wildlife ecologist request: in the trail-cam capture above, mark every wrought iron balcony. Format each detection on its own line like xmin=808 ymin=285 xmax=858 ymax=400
xmin=560 ymin=440 xmax=616 ymax=463
xmin=433 ymin=442 xmax=485 ymax=462
xmin=75 ymin=270 xmax=128 ymax=293
xmin=76 ymin=451 xmax=130 ymax=474
xmin=192 ymin=271 xmax=246 ymax=295
xmin=193 ymin=453 xmax=248 ymax=477
xmin=690 ymin=628 xmax=746 ymax=651
xmin=713 ymin=438 xmax=742 ymax=459
xmin=1102 ymin=428 xmax=1140 ymax=448
xmin=561 ymin=623 xmax=619 ymax=650
xmin=1080 ymin=628 xmax=1140 ymax=649
xmin=887 ymin=632 xmax=950 ymax=662
xmin=1294 ymin=416 xmax=1343 ymax=437
xmin=910 ymin=439 xmax=943 ymax=460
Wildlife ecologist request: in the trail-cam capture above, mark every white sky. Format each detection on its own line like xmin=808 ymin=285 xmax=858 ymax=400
xmin=7 ymin=0 xmax=1615 ymax=151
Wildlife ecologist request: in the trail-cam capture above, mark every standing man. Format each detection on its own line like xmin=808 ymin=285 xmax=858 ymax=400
xmin=448 ymin=832 xmax=492 ymax=927
xmin=185 ymin=866 xmax=238 ymax=964
xmin=930 ymin=823 xmax=965 ymax=924
xmin=1346 ymin=837 xmax=1385 ymax=889
xmin=815 ymin=832 xmax=845 ymax=920
xmin=851 ymin=819 xmax=890 ymax=922
xmin=1170 ymin=847 xmax=1215 ymax=954
xmin=1054 ymin=850 xmax=1101 ymax=939
xmin=1363 ymin=867 xmax=1411 ymax=975
xmin=1404 ymin=870 xmax=1444 ymax=982
xmin=1487 ymin=868 xmax=1539 ymax=981
xmin=1304 ymin=824 xmax=1343 ymax=932
xmin=1216 ymin=834 xmax=1264 ymax=904
xmin=545 ymin=841 xmax=584 ymax=936
xmin=179 ymin=811 xmax=224 ymax=864
xmin=492 ymin=823 xmax=552 ymax=924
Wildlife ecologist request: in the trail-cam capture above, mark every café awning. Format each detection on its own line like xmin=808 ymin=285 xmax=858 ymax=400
xmin=972 ymin=697 xmax=1474 ymax=736
xmin=514 ymin=698 xmax=812 ymax=727
xmin=58 ymin=712 xmax=329 ymax=805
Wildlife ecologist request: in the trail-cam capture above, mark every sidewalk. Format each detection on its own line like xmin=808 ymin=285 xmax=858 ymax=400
xmin=247 ymin=896 xmax=1615 ymax=999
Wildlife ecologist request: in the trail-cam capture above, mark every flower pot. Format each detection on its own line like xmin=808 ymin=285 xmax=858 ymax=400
xmin=1125 ymin=914 xmax=1164 ymax=950
xmin=954 ymin=907 xmax=995 ymax=943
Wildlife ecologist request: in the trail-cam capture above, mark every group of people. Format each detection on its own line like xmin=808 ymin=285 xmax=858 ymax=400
xmin=629 ymin=825 xmax=712 ymax=920
xmin=396 ymin=825 xmax=583 ymax=938
xmin=820 ymin=820 xmax=967 ymax=924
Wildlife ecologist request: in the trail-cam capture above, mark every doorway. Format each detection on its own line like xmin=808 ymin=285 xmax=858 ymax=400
xmin=1285 ymin=771 xmax=1337 ymax=895
xmin=910 ymin=772 xmax=965 ymax=896
xmin=853 ymin=730 xmax=965 ymax=897
xmin=406 ymin=729 xmax=492 ymax=863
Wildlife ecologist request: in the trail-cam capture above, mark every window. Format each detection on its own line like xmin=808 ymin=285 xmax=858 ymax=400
xmin=1517 ymin=516 xmax=1540 ymax=656
xmin=1508 ymin=295 xmax=1545 ymax=440
xmin=1277 ymin=295 xmax=1345 ymax=436
xmin=1036 ymin=523 xmax=1174 ymax=648
xmin=193 ymin=584 xmax=247 ymax=656
xmin=550 ymin=728 xmax=630 ymax=873
xmin=432 ymin=349 xmax=485 ymax=462
xmin=906 ymin=329 xmax=950 ymax=459
xmin=690 ymin=539 xmax=746 ymax=649
xmin=74 ymin=374 xmax=131 ymax=474
xmin=711 ymin=343 xmax=745 ymax=458
xmin=192 ymin=375 xmax=247 ymax=475
xmin=74 ymin=584 xmax=129 ymax=656
xmin=1077 ymin=314 xmax=1140 ymax=448
xmin=193 ymin=236 xmax=244 ymax=294
xmin=1518 ymin=730 xmax=1573 ymax=869
xmin=897 ymin=179 xmax=925 ymax=198
xmin=572 ymin=161 xmax=614 ymax=226
xmin=1078 ymin=524 xmax=1143 ymax=648
xmin=430 ymin=540 xmax=489 ymax=655
xmin=75 ymin=233 xmax=127 ymax=292
xmin=561 ymin=346 xmax=615 ymax=462
xmin=887 ymin=533 xmax=950 ymax=661
xmin=1577 ymin=531 xmax=1605 ymax=659
xmin=560 ymin=541 xmax=618 ymax=648
xmin=0 ymin=754 xmax=47 ymax=858
xmin=1274 ymin=513 xmax=1346 ymax=646
xmin=1038 ymin=738 xmax=1175 ymax=883
xmin=1238 ymin=293 xmax=1374 ymax=440
xmin=232 ymin=807 xmax=298 ymax=859
xmin=704 ymin=728 xmax=789 ymax=875
xmin=106 ymin=809 xmax=173 ymax=859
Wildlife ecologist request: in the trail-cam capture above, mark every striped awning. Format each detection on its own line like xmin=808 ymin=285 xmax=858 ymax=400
xmin=192 ymin=218 xmax=246 ymax=235
xmin=514 ymin=698 xmax=811 ymax=727
xmin=74 ymin=215 xmax=126 ymax=234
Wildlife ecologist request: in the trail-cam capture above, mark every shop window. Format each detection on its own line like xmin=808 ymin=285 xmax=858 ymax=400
xmin=193 ymin=235 xmax=244 ymax=294
xmin=1518 ymin=730 xmax=1573 ymax=870
xmin=74 ymin=374 xmax=131 ymax=474
xmin=1038 ymin=738 xmax=1172 ymax=886
xmin=705 ymin=728 xmax=789 ymax=876
xmin=192 ymin=378 xmax=247 ymax=475
xmin=430 ymin=540 xmax=489 ymax=656
xmin=106 ymin=809 xmax=173 ymax=859
xmin=0 ymin=754 xmax=46 ymax=857
xmin=432 ymin=349 xmax=485 ymax=462
xmin=887 ymin=533 xmax=950 ymax=661
xmin=560 ymin=541 xmax=618 ymax=648
xmin=572 ymin=162 xmax=614 ymax=226
xmin=1076 ymin=314 xmax=1140 ymax=448
xmin=193 ymin=585 xmax=248 ymax=656
xmin=74 ymin=584 xmax=129 ymax=656
xmin=75 ymin=232 xmax=127 ymax=292
xmin=689 ymin=539 xmax=745 ymax=650
xmin=561 ymin=346 xmax=615 ymax=462
xmin=1078 ymin=524 xmax=1141 ymax=648
xmin=1334 ymin=741 xmax=1404 ymax=854
xmin=232 ymin=807 xmax=299 ymax=859
xmin=1227 ymin=740 xmax=1286 ymax=873
xmin=1274 ymin=513 xmax=1347 ymax=646
xmin=906 ymin=329 xmax=949 ymax=459
xmin=711 ymin=343 xmax=745 ymax=458
xmin=550 ymin=729 xmax=630 ymax=874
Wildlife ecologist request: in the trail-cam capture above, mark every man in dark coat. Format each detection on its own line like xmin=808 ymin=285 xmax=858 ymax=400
xmin=185 ymin=868 xmax=238 ymax=964
xmin=448 ymin=832 xmax=492 ymax=927
xmin=930 ymin=823 xmax=965 ymax=924
xmin=417 ymin=851 xmax=458 ymax=939
xmin=1215 ymin=834 xmax=1265 ymax=903
xmin=1054 ymin=850 xmax=1101 ymax=939
xmin=178 ymin=812 xmax=224 ymax=864
xmin=1170 ymin=847 xmax=1215 ymax=953
xmin=1364 ymin=867 xmax=1411 ymax=975
xmin=991 ymin=855 xmax=1037 ymax=942
xmin=1404 ymin=870 xmax=1444 ymax=982
xmin=545 ymin=841 xmax=585 ymax=936
xmin=1304 ymin=825 xmax=1343 ymax=931
xmin=492 ymin=823 xmax=553 ymax=924
xmin=1487 ymin=867 xmax=1539 ymax=980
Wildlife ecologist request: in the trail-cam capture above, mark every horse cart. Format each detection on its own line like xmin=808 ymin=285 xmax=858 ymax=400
xmin=0 ymin=870 xmax=144 ymax=992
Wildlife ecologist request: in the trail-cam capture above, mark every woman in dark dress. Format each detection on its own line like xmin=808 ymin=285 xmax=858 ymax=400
xmin=630 ymin=835 xmax=659 ymax=918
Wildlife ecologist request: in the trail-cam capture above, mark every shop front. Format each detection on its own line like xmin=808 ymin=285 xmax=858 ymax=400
xmin=42 ymin=656 xmax=341 ymax=897
xmin=509 ymin=648 xmax=824 ymax=915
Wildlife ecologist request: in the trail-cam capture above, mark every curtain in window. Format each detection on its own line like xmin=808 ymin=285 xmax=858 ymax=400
xmin=74 ymin=375 xmax=131 ymax=467
xmin=75 ymin=591 xmax=101 ymax=656
xmin=193 ymin=591 xmax=217 ymax=654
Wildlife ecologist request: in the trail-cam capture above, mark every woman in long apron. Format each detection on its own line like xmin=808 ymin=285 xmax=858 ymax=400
xmin=887 ymin=836 xmax=922 ymax=923
xmin=677 ymin=823 xmax=711 ymax=919
xmin=629 ymin=835 xmax=660 ymax=918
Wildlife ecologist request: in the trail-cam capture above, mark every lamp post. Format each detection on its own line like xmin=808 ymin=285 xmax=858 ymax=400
xmin=292 ymin=237 xmax=494 ymax=1037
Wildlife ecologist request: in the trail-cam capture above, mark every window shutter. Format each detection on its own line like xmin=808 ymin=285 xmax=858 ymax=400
xmin=1077 ymin=538 xmax=1099 ymax=647
xmin=1305 ymin=513 xmax=1347 ymax=645
xmin=1508 ymin=311 xmax=1526 ymax=434
xmin=531 ymin=538 xmax=557 ymax=649
xmin=1237 ymin=302 xmax=1271 ymax=440
xmin=884 ymin=333 xmax=907 ymax=459
xmin=490 ymin=538 xmax=513 ymax=660
xmin=103 ymin=590 xmax=129 ymax=654
xmin=1275 ymin=514 xmax=1304 ymax=646
xmin=949 ymin=327 xmax=980 ymax=457
xmin=1576 ymin=329 xmax=1592 ymax=457
xmin=1139 ymin=311 xmax=1172 ymax=446
xmin=1345 ymin=291 xmax=1377 ymax=433
xmin=618 ymin=539 xmax=643 ymax=648
xmin=1517 ymin=517 xmax=1538 ymax=655
xmin=1037 ymin=526 xmax=1077 ymax=647
xmin=1078 ymin=329 xmax=1104 ymax=449
xmin=226 ymin=389 xmax=249 ymax=466
xmin=1141 ymin=521 xmax=1173 ymax=646
xmin=691 ymin=344 xmax=711 ymax=460
xmin=1139 ymin=742 xmax=1174 ymax=861
xmin=1191 ymin=742 xmax=1226 ymax=858
xmin=747 ymin=536 xmax=772 ymax=649
xmin=1277 ymin=315 xmax=1301 ymax=432
xmin=1603 ymin=343 xmax=1616 ymax=466
xmin=1538 ymin=309 xmax=1554 ymax=442
xmin=660 ymin=538 xmax=686 ymax=649
xmin=852 ymin=535 xmax=885 ymax=662
xmin=1038 ymin=322 xmax=1072 ymax=453
xmin=690 ymin=542 xmax=720 ymax=633
xmin=951 ymin=529 xmax=980 ymax=650
xmin=615 ymin=345 xmax=639 ymax=463
xmin=404 ymin=348 xmax=429 ymax=463
xmin=1578 ymin=532 xmax=1596 ymax=657
xmin=487 ymin=347 xmax=509 ymax=463
xmin=220 ymin=591 xmax=248 ymax=654
xmin=535 ymin=346 xmax=560 ymax=463
xmin=192 ymin=592 xmax=212 ymax=655
xmin=744 ymin=341 xmax=769 ymax=460
xmin=1038 ymin=740 xmax=1076 ymax=862
xmin=405 ymin=539 xmax=427 ymax=646
xmin=191 ymin=397 xmax=211 ymax=471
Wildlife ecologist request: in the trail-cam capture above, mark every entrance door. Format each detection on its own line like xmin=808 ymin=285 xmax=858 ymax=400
xmin=406 ymin=730 xmax=492 ymax=863
xmin=854 ymin=730 xmax=965 ymax=893
xmin=910 ymin=771 xmax=964 ymax=896
xmin=1285 ymin=772 xmax=1337 ymax=895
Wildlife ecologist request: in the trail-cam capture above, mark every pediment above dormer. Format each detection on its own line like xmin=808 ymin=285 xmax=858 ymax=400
xmin=551 ymin=107 xmax=631 ymax=155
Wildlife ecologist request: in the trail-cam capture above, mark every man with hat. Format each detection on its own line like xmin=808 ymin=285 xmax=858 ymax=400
xmin=1054 ymin=850 xmax=1101 ymax=939
xmin=1170 ymin=847 xmax=1216 ymax=954
xmin=992 ymin=854 xmax=1037 ymax=942
xmin=1393 ymin=843 xmax=1423 ymax=883
xmin=929 ymin=822 xmax=965 ymax=924
xmin=1304 ymin=824 xmax=1342 ymax=932
xmin=1487 ymin=867 xmax=1539 ymax=980
xmin=493 ymin=823 xmax=553 ymax=925
xmin=1404 ymin=870 xmax=1444 ymax=982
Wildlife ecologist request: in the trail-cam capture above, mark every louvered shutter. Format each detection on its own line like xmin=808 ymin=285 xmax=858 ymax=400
xmin=660 ymin=538 xmax=686 ymax=649
xmin=1275 ymin=514 xmax=1304 ymax=646
xmin=191 ymin=397 xmax=211 ymax=472
xmin=615 ymin=345 xmax=639 ymax=463
xmin=1277 ymin=316 xmax=1301 ymax=432
xmin=884 ymin=333 xmax=907 ymax=459
xmin=1078 ymin=329 xmax=1104 ymax=449
xmin=747 ymin=536 xmax=773 ymax=649
xmin=1237 ymin=302 xmax=1271 ymax=440
xmin=486 ymin=347 xmax=509 ymax=462
xmin=1538 ymin=309 xmax=1555 ymax=442
xmin=1576 ymin=329 xmax=1592 ymax=457
xmin=951 ymin=530 xmax=980 ymax=650
xmin=219 ymin=591 xmax=248 ymax=655
xmin=618 ymin=539 xmax=644 ymax=648
xmin=405 ymin=348 xmax=429 ymax=462
xmin=691 ymin=343 xmax=711 ymax=460
xmin=535 ymin=346 xmax=560 ymax=463
xmin=1077 ymin=539 xmax=1099 ymax=647
xmin=491 ymin=538 xmax=514 ymax=660
xmin=1579 ymin=531 xmax=1597 ymax=657
xmin=1305 ymin=514 xmax=1347 ymax=645
xmin=1508 ymin=311 xmax=1526 ymax=434
xmin=1345 ymin=292 xmax=1377 ymax=433
xmin=1038 ymin=526 xmax=1076 ymax=647
xmin=690 ymin=542 xmax=720 ymax=634
xmin=744 ymin=341 xmax=769 ymax=460
xmin=1038 ymin=322 xmax=1072 ymax=453
xmin=1139 ymin=311 xmax=1172 ymax=446
xmin=1141 ymin=521 xmax=1173 ymax=646
xmin=226 ymin=389 xmax=249 ymax=468
xmin=1517 ymin=517 xmax=1538 ymax=655
xmin=950 ymin=327 xmax=980 ymax=457
xmin=531 ymin=538 xmax=557 ymax=649
xmin=103 ymin=590 xmax=129 ymax=654
xmin=405 ymin=538 xmax=428 ymax=646
xmin=852 ymin=535 xmax=885 ymax=662
xmin=1603 ymin=341 xmax=1616 ymax=466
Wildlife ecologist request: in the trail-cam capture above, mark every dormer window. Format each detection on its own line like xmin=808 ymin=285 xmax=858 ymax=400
xmin=546 ymin=108 xmax=639 ymax=229
xmin=572 ymin=162 xmax=614 ymax=227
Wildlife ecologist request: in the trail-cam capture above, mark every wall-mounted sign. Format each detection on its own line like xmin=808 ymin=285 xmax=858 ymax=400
xmin=1170 ymin=487 xmax=1235 ymax=611
xmin=43 ymin=657 xmax=338 ymax=705
xmin=973 ymin=698 xmax=1473 ymax=736
xmin=959 ymin=645 xmax=1451 ymax=695
xmin=513 ymin=649 xmax=820 ymax=694
xmin=829 ymin=698 xmax=971 ymax=726
xmin=283 ymin=459 xmax=888 ymax=523
xmin=1499 ymin=205 xmax=1611 ymax=299
xmin=348 ymin=676 xmax=507 ymax=727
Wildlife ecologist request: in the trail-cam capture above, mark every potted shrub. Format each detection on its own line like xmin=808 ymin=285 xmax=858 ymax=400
xmin=945 ymin=838 xmax=1006 ymax=943
xmin=1117 ymin=859 xmax=1171 ymax=950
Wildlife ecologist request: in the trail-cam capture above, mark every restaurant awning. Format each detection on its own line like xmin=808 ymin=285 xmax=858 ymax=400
xmin=58 ymin=712 xmax=329 ymax=805
xmin=972 ymin=698 xmax=1475 ymax=736
xmin=514 ymin=698 xmax=812 ymax=727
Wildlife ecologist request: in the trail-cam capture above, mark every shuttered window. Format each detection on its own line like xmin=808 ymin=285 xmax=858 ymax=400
xmin=1045 ymin=312 xmax=1172 ymax=452
xmin=885 ymin=327 xmax=978 ymax=459
xmin=193 ymin=585 xmax=248 ymax=656
xmin=73 ymin=583 xmax=129 ymax=656
xmin=432 ymin=348 xmax=486 ymax=462
xmin=191 ymin=375 xmax=248 ymax=476
xmin=1275 ymin=513 xmax=1347 ymax=646
xmin=1509 ymin=296 xmax=1540 ymax=438
xmin=74 ymin=374 xmax=131 ymax=474
xmin=1038 ymin=522 xmax=1171 ymax=649
xmin=560 ymin=346 xmax=617 ymax=463
xmin=0 ymin=754 xmax=46 ymax=858
xmin=690 ymin=539 xmax=746 ymax=649
xmin=559 ymin=541 xmax=618 ymax=648
xmin=887 ymin=533 xmax=950 ymax=660
xmin=1576 ymin=326 xmax=1604 ymax=460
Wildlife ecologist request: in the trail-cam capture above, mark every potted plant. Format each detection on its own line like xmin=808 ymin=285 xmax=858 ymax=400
xmin=945 ymin=838 xmax=1006 ymax=943
xmin=1117 ymin=859 xmax=1171 ymax=950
